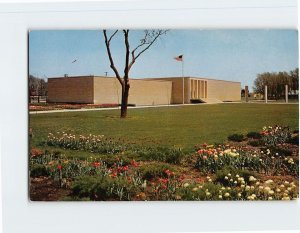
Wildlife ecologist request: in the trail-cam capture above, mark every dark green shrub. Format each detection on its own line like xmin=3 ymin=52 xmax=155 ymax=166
xmin=137 ymin=163 xmax=174 ymax=180
xmin=270 ymin=147 xmax=293 ymax=157
xmin=138 ymin=146 xmax=184 ymax=164
xmin=261 ymin=126 xmax=291 ymax=146
xmin=30 ymin=164 xmax=49 ymax=177
xmin=177 ymin=182 xmax=222 ymax=200
xmin=215 ymin=167 xmax=257 ymax=186
xmin=72 ymin=175 xmax=140 ymax=201
xmin=99 ymin=155 xmax=131 ymax=167
xmin=246 ymin=131 xmax=262 ymax=139
xmin=248 ymin=140 xmax=263 ymax=147
xmin=228 ymin=134 xmax=244 ymax=142
xmin=288 ymin=134 xmax=299 ymax=145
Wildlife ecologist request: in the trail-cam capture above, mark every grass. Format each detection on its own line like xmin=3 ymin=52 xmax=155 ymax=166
xmin=30 ymin=103 xmax=299 ymax=151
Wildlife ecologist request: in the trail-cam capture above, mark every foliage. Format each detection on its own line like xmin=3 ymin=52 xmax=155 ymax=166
xmin=72 ymin=175 xmax=141 ymax=201
xmin=246 ymin=131 xmax=262 ymax=139
xmin=137 ymin=146 xmax=184 ymax=164
xmin=215 ymin=167 xmax=257 ymax=186
xmin=228 ymin=134 xmax=244 ymax=142
xmin=195 ymin=145 xmax=298 ymax=176
xmin=30 ymin=164 xmax=49 ymax=177
xmin=248 ymin=140 xmax=263 ymax=147
xmin=137 ymin=163 xmax=174 ymax=180
xmin=260 ymin=126 xmax=291 ymax=146
xmin=29 ymin=123 xmax=299 ymax=201
xmin=47 ymin=132 xmax=129 ymax=155
xmin=29 ymin=74 xmax=47 ymax=96
xmin=46 ymin=132 xmax=184 ymax=164
xmin=253 ymin=68 xmax=299 ymax=99
xmin=288 ymin=133 xmax=299 ymax=145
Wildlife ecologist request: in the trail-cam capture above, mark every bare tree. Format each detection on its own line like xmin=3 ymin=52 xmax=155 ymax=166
xmin=103 ymin=29 xmax=168 ymax=118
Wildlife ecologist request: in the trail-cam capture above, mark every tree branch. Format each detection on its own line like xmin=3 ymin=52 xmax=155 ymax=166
xmin=128 ymin=30 xmax=168 ymax=71
xmin=108 ymin=30 xmax=118 ymax=43
xmin=103 ymin=30 xmax=123 ymax=86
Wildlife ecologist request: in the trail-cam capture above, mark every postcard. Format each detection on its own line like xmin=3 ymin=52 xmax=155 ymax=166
xmin=28 ymin=29 xmax=299 ymax=201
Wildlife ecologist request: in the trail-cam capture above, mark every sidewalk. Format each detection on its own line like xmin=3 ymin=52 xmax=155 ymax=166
xmin=29 ymin=101 xmax=298 ymax=114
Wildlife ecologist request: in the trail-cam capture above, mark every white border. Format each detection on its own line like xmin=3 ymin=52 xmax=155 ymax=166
xmin=0 ymin=0 xmax=299 ymax=233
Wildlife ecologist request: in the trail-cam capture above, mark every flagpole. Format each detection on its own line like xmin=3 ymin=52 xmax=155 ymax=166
xmin=182 ymin=59 xmax=184 ymax=104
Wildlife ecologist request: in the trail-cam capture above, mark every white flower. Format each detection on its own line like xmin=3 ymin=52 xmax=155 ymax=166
xmin=237 ymin=193 xmax=242 ymax=197
xmin=206 ymin=192 xmax=211 ymax=197
xmin=183 ymin=183 xmax=190 ymax=188
xmin=141 ymin=180 xmax=147 ymax=189
xmin=276 ymin=188 xmax=281 ymax=193
xmin=192 ymin=187 xmax=198 ymax=192
xmin=268 ymin=190 xmax=274 ymax=195
xmin=218 ymin=195 xmax=222 ymax=199
xmin=268 ymin=197 xmax=273 ymax=200
xmin=221 ymin=187 xmax=226 ymax=190
xmin=228 ymin=173 xmax=232 ymax=177
xmin=236 ymin=174 xmax=240 ymax=178
xmin=284 ymin=181 xmax=289 ymax=185
xmin=265 ymin=180 xmax=273 ymax=185
xmin=249 ymin=176 xmax=257 ymax=182
xmin=208 ymin=179 xmax=212 ymax=182
xmin=224 ymin=193 xmax=230 ymax=197
xmin=264 ymin=187 xmax=271 ymax=192
xmin=224 ymin=176 xmax=228 ymax=180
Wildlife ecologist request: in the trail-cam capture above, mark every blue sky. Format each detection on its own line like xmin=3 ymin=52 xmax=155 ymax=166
xmin=29 ymin=29 xmax=298 ymax=89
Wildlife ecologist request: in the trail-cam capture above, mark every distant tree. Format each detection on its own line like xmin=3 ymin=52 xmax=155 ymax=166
xmin=241 ymin=89 xmax=245 ymax=97
xmin=289 ymin=68 xmax=299 ymax=94
xmin=103 ymin=29 xmax=168 ymax=118
xmin=29 ymin=75 xmax=47 ymax=102
xmin=253 ymin=69 xmax=298 ymax=100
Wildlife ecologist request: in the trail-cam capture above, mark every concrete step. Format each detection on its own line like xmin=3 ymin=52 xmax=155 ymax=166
xmin=198 ymin=98 xmax=223 ymax=104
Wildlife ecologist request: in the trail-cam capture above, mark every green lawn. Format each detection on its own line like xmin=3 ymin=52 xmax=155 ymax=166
xmin=30 ymin=103 xmax=299 ymax=151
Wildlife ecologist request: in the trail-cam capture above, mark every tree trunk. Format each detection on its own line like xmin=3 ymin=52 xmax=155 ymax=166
xmin=120 ymin=82 xmax=130 ymax=118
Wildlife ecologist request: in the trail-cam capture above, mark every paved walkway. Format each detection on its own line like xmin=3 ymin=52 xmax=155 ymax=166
xmin=29 ymin=101 xmax=298 ymax=114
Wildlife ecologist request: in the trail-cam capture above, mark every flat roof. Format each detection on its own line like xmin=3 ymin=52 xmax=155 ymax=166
xmin=149 ymin=76 xmax=241 ymax=84
xmin=48 ymin=75 xmax=240 ymax=84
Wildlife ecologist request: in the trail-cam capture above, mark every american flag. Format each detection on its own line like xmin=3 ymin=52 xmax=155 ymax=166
xmin=174 ymin=55 xmax=183 ymax=61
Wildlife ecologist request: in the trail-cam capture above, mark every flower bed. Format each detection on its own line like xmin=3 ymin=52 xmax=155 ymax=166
xmin=29 ymin=103 xmax=120 ymax=111
xmin=29 ymin=125 xmax=299 ymax=201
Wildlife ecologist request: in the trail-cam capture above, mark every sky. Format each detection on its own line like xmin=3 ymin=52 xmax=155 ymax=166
xmin=29 ymin=29 xmax=298 ymax=89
